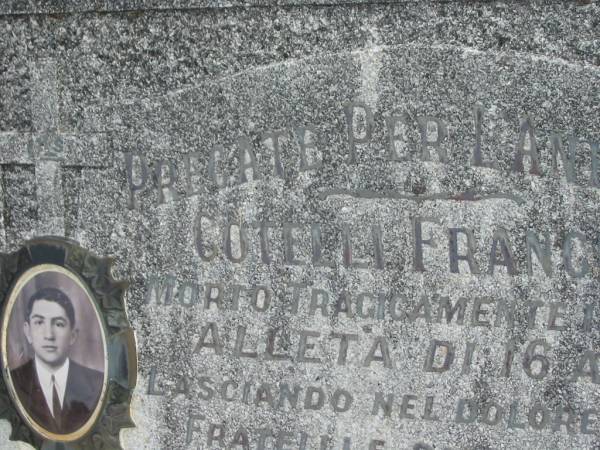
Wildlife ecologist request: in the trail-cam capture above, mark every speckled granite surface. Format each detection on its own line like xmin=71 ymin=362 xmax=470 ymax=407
xmin=1 ymin=1 xmax=599 ymax=449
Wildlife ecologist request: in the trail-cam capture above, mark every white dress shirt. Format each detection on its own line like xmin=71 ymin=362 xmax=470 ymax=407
xmin=34 ymin=356 xmax=69 ymax=417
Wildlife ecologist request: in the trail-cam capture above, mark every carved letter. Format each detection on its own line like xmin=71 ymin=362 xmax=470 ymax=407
xmin=512 ymin=116 xmax=541 ymax=175
xmin=424 ymin=340 xmax=455 ymax=372
xmin=262 ymin=130 xmax=288 ymax=178
xmin=295 ymin=124 xmax=322 ymax=171
xmin=413 ymin=217 xmax=440 ymax=272
xmin=448 ymin=228 xmax=480 ymax=274
xmin=563 ymin=231 xmax=590 ymax=278
xmin=344 ymin=102 xmax=374 ymax=163
xmin=154 ymin=159 xmax=178 ymax=205
xmin=471 ymin=105 xmax=497 ymax=168
xmin=550 ymin=134 xmax=577 ymax=184
xmin=238 ymin=136 xmax=260 ymax=183
xmin=125 ymin=151 xmax=149 ymax=210
xmin=417 ymin=116 xmax=448 ymax=163
xmin=526 ymin=231 xmax=553 ymax=277
xmin=488 ymin=228 xmax=517 ymax=275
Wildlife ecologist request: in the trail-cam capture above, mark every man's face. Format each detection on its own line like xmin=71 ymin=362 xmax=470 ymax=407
xmin=23 ymin=299 xmax=77 ymax=368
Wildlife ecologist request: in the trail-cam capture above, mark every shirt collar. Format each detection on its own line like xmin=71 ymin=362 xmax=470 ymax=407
xmin=34 ymin=356 xmax=70 ymax=405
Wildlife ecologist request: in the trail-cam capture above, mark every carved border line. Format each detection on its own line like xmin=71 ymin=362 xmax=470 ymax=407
xmin=318 ymin=188 xmax=525 ymax=205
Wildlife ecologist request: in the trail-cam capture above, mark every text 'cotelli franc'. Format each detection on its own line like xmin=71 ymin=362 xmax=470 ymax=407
xmin=124 ymin=102 xmax=600 ymax=208
xmin=191 ymin=218 xmax=593 ymax=278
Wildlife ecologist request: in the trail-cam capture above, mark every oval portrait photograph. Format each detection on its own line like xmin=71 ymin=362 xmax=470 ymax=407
xmin=1 ymin=264 xmax=108 ymax=442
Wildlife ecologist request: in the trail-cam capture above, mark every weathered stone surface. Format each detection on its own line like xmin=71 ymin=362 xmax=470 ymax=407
xmin=1 ymin=1 xmax=600 ymax=449
xmin=0 ymin=0 xmax=517 ymax=15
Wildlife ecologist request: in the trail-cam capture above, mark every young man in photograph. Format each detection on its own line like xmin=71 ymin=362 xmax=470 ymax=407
xmin=10 ymin=288 xmax=103 ymax=435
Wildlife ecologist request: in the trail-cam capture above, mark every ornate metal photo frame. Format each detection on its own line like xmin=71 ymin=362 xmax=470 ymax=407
xmin=0 ymin=237 xmax=137 ymax=449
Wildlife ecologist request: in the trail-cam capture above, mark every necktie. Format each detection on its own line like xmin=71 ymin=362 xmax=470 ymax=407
xmin=51 ymin=375 xmax=62 ymax=428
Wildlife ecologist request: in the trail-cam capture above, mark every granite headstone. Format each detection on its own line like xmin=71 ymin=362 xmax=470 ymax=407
xmin=1 ymin=1 xmax=600 ymax=449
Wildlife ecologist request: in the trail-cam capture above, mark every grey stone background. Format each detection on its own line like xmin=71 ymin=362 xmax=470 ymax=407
xmin=1 ymin=1 xmax=599 ymax=449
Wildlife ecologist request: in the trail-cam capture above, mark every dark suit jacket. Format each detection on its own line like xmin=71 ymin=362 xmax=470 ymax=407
xmin=10 ymin=359 xmax=103 ymax=435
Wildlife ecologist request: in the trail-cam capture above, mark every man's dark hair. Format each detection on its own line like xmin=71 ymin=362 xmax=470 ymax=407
xmin=25 ymin=288 xmax=75 ymax=327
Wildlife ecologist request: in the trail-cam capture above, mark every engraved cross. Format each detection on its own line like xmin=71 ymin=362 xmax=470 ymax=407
xmin=0 ymin=58 xmax=111 ymax=239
